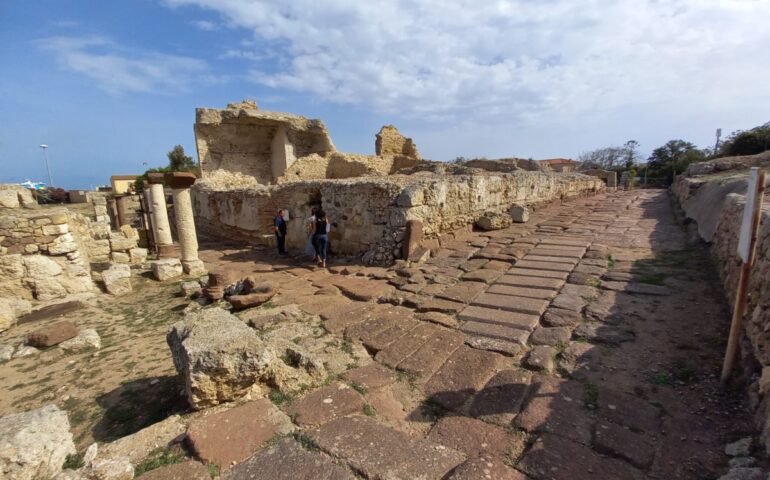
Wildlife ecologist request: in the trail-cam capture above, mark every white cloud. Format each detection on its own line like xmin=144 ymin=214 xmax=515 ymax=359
xmin=163 ymin=0 xmax=770 ymax=128
xmin=37 ymin=35 xmax=211 ymax=95
xmin=191 ymin=20 xmax=219 ymax=31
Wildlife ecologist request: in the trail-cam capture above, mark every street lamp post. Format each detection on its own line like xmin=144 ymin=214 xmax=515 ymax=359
xmin=39 ymin=144 xmax=53 ymax=188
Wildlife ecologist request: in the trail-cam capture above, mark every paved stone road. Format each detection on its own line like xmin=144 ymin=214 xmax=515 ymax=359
xmin=159 ymin=190 xmax=754 ymax=480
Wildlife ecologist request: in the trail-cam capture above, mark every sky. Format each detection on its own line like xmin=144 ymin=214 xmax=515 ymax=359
xmin=1 ymin=0 xmax=769 ymax=190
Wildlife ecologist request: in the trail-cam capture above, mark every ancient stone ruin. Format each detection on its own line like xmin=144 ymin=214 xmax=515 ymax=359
xmin=192 ymin=101 xmax=605 ymax=265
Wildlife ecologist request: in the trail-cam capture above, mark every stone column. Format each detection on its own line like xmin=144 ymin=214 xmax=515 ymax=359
xmin=115 ymin=195 xmax=131 ymax=227
xmin=147 ymin=173 xmax=175 ymax=258
xmin=165 ymin=172 xmax=206 ymax=276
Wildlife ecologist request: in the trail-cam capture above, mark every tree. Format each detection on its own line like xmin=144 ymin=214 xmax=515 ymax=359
xmin=718 ymin=122 xmax=770 ymax=157
xmin=133 ymin=145 xmax=199 ymax=193
xmin=167 ymin=145 xmax=196 ymax=171
xmin=578 ymin=140 xmax=640 ymax=171
xmin=646 ymin=139 xmax=706 ymax=184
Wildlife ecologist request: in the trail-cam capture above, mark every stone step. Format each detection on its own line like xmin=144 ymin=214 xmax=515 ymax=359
xmin=310 ymin=416 xmax=465 ymax=479
xmin=495 ymin=274 xmax=565 ymax=290
xmin=514 ymin=260 xmax=575 ymax=273
xmin=460 ymin=321 xmax=530 ymax=345
xmin=486 ymin=284 xmax=557 ymax=300
xmin=375 ymin=323 xmax=441 ymax=368
xmin=424 ymin=345 xmax=505 ymax=412
xmin=458 ymin=305 xmax=540 ymax=331
xmin=507 ymin=267 xmax=569 ymax=280
xmin=397 ymin=329 xmax=466 ymax=379
xmin=472 ymin=293 xmax=550 ymax=316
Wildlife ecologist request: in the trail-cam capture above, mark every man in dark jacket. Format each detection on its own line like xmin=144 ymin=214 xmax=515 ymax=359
xmin=273 ymin=209 xmax=287 ymax=255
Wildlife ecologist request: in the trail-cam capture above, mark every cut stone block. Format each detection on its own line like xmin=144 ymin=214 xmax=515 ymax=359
xmin=151 ymin=258 xmax=183 ymax=281
xmin=397 ymin=329 xmax=465 ymax=379
xmin=428 ymin=416 xmax=524 ymax=460
xmin=340 ymin=363 xmax=395 ymax=390
xmin=26 ymin=321 xmax=78 ymax=348
xmin=469 ymin=369 xmax=532 ymax=426
xmin=496 ymin=274 xmax=564 ymax=290
xmin=375 ymin=323 xmax=440 ymax=368
xmin=507 ymin=267 xmax=569 ymax=280
xmin=460 ymin=321 xmax=530 ymax=345
xmin=515 ymin=376 xmax=593 ymax=445
xmin=515 ymin=260 xmax=575 ymax=272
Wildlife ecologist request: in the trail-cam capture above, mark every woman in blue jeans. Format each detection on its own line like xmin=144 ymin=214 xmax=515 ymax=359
xmin=312 ymin=209 xmax=329 ymax=268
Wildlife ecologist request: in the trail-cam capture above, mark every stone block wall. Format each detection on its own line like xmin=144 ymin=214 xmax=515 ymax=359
xmin=193 ymin=171 xmax=604 ymax=264
xmin=672 ymin=162 xmax=770 ymax=452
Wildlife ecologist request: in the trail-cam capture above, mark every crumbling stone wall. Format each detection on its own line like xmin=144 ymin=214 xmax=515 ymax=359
xmin=195 ymin=102 xmax=335 ymax=185
xmin=672 ymin=157 xmax=770 ymax=452
xmin=279 ymin=152 xmax=419 ymax=183
xmin=193 ymin=171 xmax=604 ymax=264
xmin=375 ymin=125 xmax=420 ymax=159
xmin=0 ymin=188 xmax=145 ymax=306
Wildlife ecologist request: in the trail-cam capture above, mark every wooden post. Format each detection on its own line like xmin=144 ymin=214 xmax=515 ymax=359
xmin=721 ymin=168 xmax=766 ymax=384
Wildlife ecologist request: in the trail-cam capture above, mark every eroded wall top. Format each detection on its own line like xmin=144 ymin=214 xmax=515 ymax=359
xmin=194 ymin=100 xmax=336 ymax=185
xmin=375 ymin=125 xmax=420 ymax=159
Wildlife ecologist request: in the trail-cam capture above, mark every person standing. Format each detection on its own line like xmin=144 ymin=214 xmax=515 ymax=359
xmin=306 ymin=207 xmax=319 ymax=262
xmin=273 ymin=209 xmax=287 ymax=255
xmin=312 ymin=209 xmax=329 ymax=268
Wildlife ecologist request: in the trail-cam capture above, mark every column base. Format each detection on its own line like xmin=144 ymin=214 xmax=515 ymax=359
xmin=182 ymin=259 xmax=207 ymax=277
xmin=157 ymin=243 xmax=178 ymax=259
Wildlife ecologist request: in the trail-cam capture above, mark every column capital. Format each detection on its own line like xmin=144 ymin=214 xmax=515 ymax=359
xmin=164 ymin=172 xmax=198 ymax=189
xmin=147 ymin=173 xmax=166 ymax=184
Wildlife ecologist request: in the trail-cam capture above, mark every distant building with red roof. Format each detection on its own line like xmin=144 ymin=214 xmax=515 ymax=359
xmin=538 ymin=158 xmax=579 ymax=173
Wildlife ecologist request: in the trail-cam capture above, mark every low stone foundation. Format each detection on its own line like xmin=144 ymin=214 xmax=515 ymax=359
xmin=672 ymin=154 xmax=770 ymax=452
xmin=193 ymin=171 xmax=604 ymax=264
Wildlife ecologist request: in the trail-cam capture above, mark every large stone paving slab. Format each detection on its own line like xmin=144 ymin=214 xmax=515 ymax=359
xmin=515 ymin=260 xmax=575 ymax=273
xmin=514 ymin=376 xmax=594 ymax=445
xmin=486 ymin=284 xmax=556 ymax=299
xmin=397 ymin=329 xmax=466 ymax=378
xmin=507 ymin=267 xmax=569 ymax=280
xmin=310 ymin=416 xmax=466 ymax=479
xmin=360 ymin=316 xmax=419 ymax=353
xmin=375 ymin=323 xmax=441 ymax=368
xmin=186 ymin=399 xmax=292 ymax=468
xmin=428 ymin=416 xmax=525 ymax=460
xmin=593 ymin=421 xmax=655 ymax=469
xmin=495 ymin=274 xmax=565 ymax=290
xmin=459 ymin=305 xmax=540 ymax=331
xmin=319 ymin=302 xmax=377 ymax=334
xmin=469 ymin=369 xmax=532 ymax=426
xmin=437 ymin=281 xmax=488 ymax=304
xmin=472 ymin=293 xmax=550 ymax=316
xmin=286 ymin=383 xmax=366 ymax=426
xmin=518 ymin=433 xmax=646 ymax=480
xmin=340 ymin=363 xmax=395 ymax=390
xmin=460 ymin=321 xmax=530 ymax=345
xmin=424 ymin=345 xmax=505 ymax=412
xmin=447 ymin=457 xmax=530 ymax=480
xmin=221 ymin=438 xmax=354 ymax=480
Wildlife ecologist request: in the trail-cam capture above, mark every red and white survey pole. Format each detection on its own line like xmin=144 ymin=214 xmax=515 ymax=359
xmin=721 ymin=167 xmax=767 ymax=385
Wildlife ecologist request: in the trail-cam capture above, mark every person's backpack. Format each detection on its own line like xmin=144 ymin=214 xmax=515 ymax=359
xmin=315 ymin=216 xmax=328 ymax=234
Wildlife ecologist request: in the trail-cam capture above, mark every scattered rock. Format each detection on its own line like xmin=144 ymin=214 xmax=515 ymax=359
xmin=87 ymin=456 xmax=134 ymax=480
xmin=0 ymin=344 xmax=14 ymax=362
xmin=476 ymin=211 xmax=512 ymax=231
xmin=0 ymin=405 xmax=76 ymax=480
xmin=716 ymin=467 xmax=764 ymax=480
xmin=725 ymin=437 xmax=752 ymax=457
xmin=13 ymin=345 xmax=40 ymax=358
xmin=509 ymin=204 xmax=530 ymax=223
xmin=541 ymin=308 xmax=581 ymax=327
xmin=59 ymin=329 xmax=101 ymax=352
xmin=180 ymin=281 xmax=202 ymax=298
xmin=151 ymin=259 xmax=183 ymax=282
xmin=102 ymin=263 xmax=132 ymax=295
xmin=529 ymin=326 xmax=572 ymax=346
xmin=27 ymin=321 xmax=79 ymax=348
xmin=524 ymin=345 xmax=556 ymax=372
